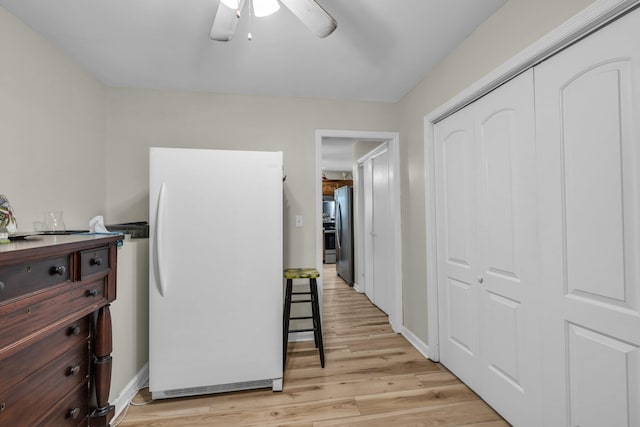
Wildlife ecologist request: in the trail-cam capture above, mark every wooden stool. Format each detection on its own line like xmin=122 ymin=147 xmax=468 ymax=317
xmin=283 ymin=268 xmax=325 ymax=368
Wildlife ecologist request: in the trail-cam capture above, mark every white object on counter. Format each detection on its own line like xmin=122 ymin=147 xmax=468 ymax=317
xmin=89 ymin=215 xmax=109 ymax=233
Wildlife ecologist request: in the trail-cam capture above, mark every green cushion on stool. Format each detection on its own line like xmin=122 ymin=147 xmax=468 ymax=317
xmin=284 ymin=268 xmax=320 ymax=279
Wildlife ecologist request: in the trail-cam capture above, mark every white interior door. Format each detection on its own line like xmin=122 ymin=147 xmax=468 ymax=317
xmin=474 ymin=69 xmax=539 ymax=426
xmin=360 ymin=145 xmax=394 ymax=316
xmin=435 ymin=70 xmax=539 ymax=426
xmin=434 ymin=104 xmax=480 ymax=391
xmin=535 ymin=9 xmax=640 ymax=426
xmin=362 ymin=159 xmax=374 ymax=301
xmin=371 ymin=147 xmax=393 ymax=315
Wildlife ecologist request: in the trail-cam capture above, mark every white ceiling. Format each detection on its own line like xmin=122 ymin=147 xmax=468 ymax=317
xmin=321 ymin=138 xmax=356 ymax=172
xmin=321 ymin=137 xmax=386 ymax=172
xmin=0 ymin=0 xmax=506 ymax=102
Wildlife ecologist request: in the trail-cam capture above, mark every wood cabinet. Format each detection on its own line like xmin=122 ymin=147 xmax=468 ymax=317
xmin=322 ymin=179 xmax=352 ymax=196
xmin=0 ymin=234 xmax=121 ymax=427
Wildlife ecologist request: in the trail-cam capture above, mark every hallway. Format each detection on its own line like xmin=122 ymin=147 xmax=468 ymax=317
xmin=117 ymin=264 xmax=507 ymax=426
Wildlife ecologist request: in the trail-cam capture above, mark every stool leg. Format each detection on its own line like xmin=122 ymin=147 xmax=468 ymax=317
xmin=310 ymin=278 xmax=325 ymax=368
xmin=283 ymin=278 xmax=293 ymax=369
xmin=309 ymin=282 xmax=320 ymax=349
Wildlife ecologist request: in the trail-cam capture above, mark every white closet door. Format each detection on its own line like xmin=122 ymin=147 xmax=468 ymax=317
xmin=435 ymin=104 xmax=481 ymax=391
xmin=535 ymin=9 xmax=640 ymax=427
xmin=371 ymin=147 xmax=393 ymax=315
xmin=435 ymin=70 xmax=539 ymax=425
xmin=363 ymin=159 xmax=375 ymax=301
xmin=474 ymin=69 xmax=540 ymax=426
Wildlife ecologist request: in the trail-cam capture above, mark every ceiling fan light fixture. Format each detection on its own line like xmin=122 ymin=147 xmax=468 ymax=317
xmin=253 ymin=0 xmax=280 ymax=17
xmin=211 ymin=0 xmax=247 ymax=41
xmin=211 ymin=0 xmax=336 ymax=42
xmin=220 ymin=0 xmax=239 ymax=9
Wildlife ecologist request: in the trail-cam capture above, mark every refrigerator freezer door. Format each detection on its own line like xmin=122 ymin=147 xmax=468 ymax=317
xmin=149 ymin=148 xmax=283 ymax=395
xmin=335 ymin=186 xmax=354 ymax=284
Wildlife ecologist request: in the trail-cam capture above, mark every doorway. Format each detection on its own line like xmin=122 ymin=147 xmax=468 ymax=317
xmin=359 ymin=143 xmax=394 ymax=316
xmin=315 ymin=129 xmax=402 ymax=332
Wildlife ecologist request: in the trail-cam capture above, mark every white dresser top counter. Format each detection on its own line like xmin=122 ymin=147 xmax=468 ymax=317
xmin=0 ymin=234 xmax=123 ymax=255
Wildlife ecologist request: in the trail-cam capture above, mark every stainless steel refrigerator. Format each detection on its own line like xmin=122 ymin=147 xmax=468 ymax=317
xmin=335 ymin=185 xmax=354 ymax=285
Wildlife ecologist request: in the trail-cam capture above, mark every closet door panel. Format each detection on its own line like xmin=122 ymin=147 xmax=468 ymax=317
xmin=434 ymin=71 xmax=539 ymax=418
xmin=443 ymin=129 xmax=475 ymax=268
xmin=434 ymin=106 xmax=481 ymax=391
xmin=475 ymin=69 xmax=540 ymax=427
xmin=567 ymin=324 xmax=638 ymax=427
xmin=535 ymin=8 xmax=640 ymax=426
xmin=562 ymin=64 xmax=629 ymax=302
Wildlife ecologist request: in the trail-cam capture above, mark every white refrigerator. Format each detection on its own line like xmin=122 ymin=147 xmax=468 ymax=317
xmin=149 ymin=147 xmax=283 ymax=399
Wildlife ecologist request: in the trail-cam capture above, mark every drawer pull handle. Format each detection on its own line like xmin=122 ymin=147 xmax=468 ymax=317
xmin=67 ymin=407 xmax=80 ymax=420
xmin=67 ymin=365 xmax=81 ymax=376
xmin=0 ymin=281 xmax=4 ymax=295
xmin=50 ymin=265 xmax=66 ymax=276
xmin=68 ymin=325 xmax=81 ymax=336
xmin=86 ymin=289 xmax=98 ymax=297
xmin=90 ymin=257 xmax=103 ymax=266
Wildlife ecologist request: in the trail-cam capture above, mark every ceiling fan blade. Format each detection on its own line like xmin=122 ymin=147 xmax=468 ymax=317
xmin=280 ymin=0 xmax=337 ymax=38
xmin=210 ymin=0 xmax=247 ymax=41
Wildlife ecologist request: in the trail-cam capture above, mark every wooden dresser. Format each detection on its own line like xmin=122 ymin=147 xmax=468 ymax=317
xmin=0 ymin=234 xmax=121 ymax=427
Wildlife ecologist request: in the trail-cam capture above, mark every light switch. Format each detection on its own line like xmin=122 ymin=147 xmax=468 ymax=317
xmin=295 ymin=215 xmax=303 ymax=227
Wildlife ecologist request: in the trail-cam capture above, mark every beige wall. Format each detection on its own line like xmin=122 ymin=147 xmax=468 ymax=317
xmin=1 ymin=0 xmax=600 ymax=361
xmin=353 ymin=140 xmax=385 ymax=162
xmin=323 ymin=171 xmax=351 ymax=179
xmin=105 ymin=89 xmax=398 ymax=267
xmin=0 ymin=7 xmax=107 ymax=231
xmin=396 ymin=0 xmax=596 ymax=343
xmin=110 ymin=239 xmax=149 ymax=402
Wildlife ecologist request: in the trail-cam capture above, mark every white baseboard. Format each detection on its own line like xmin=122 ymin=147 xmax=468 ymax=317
xmin=401 ymin=327 xmax=436 ymax=362
xmin=112 ymin=363 xmax=149 ymax=421
xmin=352 ymin=281 xmax=364 ymax=293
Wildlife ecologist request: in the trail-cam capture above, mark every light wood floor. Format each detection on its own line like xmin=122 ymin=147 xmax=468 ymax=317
xmin=115 ymin=264 xmax=508 ymax=426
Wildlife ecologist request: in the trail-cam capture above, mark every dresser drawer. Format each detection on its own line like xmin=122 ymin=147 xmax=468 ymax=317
xmin=35 ymin=383 xmax=89 ymax=427
xmin=0 ymin=235 xmax=120 ymax=427
xmin=79 ymin=247 xmax=109 ymax=279
xmin=0 ymin=255 xmax=70 ymax=303
xmin=0 ymin=316 xmax=90 ymax=396
xmin=0 ymin=342 xmax=89 ymax=427
xmin=0 ymin=279 xmax=106 ymax=351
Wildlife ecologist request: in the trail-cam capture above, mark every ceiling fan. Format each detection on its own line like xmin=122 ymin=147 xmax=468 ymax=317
xmin=210 ymin=0 xmax=337 ymax=41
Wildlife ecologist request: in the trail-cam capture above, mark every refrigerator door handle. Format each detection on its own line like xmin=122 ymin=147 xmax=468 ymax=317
xmin=155 ymin=182 xmax=167 ymax=296
xmin=336 ymin=204 xmax=342 ymax=250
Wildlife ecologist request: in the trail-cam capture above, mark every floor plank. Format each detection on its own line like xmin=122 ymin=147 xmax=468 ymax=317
xmin=115 ymin=264 xmax=507 ymax=426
